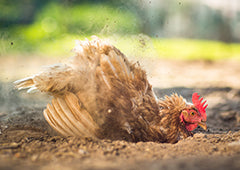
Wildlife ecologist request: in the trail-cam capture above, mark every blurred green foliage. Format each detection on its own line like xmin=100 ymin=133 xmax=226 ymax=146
xmin=153 ymin=39 xmax=240 ymax=60
xmin=110 ymin=36 xmax=240 ymax=60
xmin=0 ymin=2 xmax=139 ymax=55
xmin=21 ymin=3 xmax=139 ymax=38
xmin=0 ymin=0 xmax=240 ymax=60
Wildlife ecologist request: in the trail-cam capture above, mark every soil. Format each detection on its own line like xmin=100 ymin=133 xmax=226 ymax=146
xmin=0 ymin=58 xmax=240 ymax=170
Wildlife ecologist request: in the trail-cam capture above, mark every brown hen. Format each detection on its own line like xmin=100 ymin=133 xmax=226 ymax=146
xmin=15 ymin=37 xmax=208 ymax=143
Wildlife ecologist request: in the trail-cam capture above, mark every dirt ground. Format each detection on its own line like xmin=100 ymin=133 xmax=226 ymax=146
xmin=0 ymin=58 xmax=240 ymax=170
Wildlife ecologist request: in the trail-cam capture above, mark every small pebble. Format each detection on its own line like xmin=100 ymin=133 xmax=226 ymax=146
xmin=9 ymin=142 xmax=19 ymax=148
xmin=194 ymin=133 xmax=207 ymax=138
xmin=78 ymin=149 xmax=87 ymax=155
xmin=31 ymin=154 xmax=39 ymax=161
xmin=14 ymin=153 xmax=21 ymax=158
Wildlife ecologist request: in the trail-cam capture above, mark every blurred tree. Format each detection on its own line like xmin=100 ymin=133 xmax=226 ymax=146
xmin=0 ymin=0 xmax=50 ymax=28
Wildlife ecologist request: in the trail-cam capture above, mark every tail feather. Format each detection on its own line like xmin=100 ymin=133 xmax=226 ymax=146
xmin=26 ymin=86 xmax=38 ymax=93
xmin=14 ymin=77 xmax=35 ymax=91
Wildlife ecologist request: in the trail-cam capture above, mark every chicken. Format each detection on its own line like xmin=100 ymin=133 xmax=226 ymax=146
xmin=14 ymin=37 xmax=208 ymax=143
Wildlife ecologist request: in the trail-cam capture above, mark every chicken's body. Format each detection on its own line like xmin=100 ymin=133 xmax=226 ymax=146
xmin=15 ymin=37 xmax=207 ymax=143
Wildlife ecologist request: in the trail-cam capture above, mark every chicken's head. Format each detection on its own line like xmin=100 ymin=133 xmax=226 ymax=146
xmin=180 ymin=93 xmax=208 ymax=131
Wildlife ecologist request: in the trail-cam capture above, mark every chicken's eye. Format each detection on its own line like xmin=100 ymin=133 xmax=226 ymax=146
xmin=190 ymin=112 xmax=195 ymax=116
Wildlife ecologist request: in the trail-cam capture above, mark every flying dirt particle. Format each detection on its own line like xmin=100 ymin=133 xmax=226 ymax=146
xmin=179 ymin=2 xmax=182 ymax=5
xmin=11 ymin=42 xmax=13 ymax=45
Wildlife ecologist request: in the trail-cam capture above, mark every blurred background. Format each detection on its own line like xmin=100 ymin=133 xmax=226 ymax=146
xmin=0 ymin=0 xmax=240 ymax=84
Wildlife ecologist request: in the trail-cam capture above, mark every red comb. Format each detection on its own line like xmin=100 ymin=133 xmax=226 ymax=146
xmin=192 ymin=93 xmax=208 ymax=120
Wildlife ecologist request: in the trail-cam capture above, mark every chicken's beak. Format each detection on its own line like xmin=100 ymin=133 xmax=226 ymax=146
xmin=198 ymin=121 xmax=207 ymax=130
